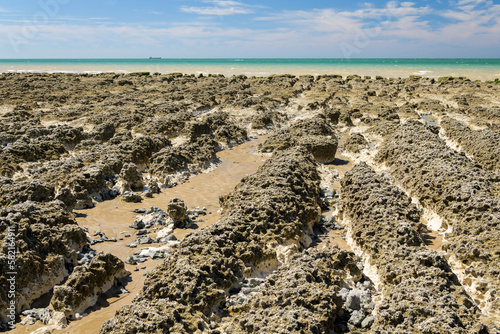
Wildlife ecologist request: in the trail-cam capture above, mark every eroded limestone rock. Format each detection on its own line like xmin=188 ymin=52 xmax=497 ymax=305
xmin=375 ymin=121 xmax=500 ymax=318
xmin=259 ymin=117 xmax=338 ymax=163
xmin=50 ymin=252 xmax=130 ymax=319
xmin=341 ymin=163 xmax=487 ymax=333
xmin=0 ymin=201 xmax=87 ymax=320
xmin=440 ymin=116 xmax=500 ymax=172
xmin=100 ymin=147 xmax=324 ymax=333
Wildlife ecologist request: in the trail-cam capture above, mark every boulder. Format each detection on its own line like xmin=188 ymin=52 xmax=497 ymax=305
xmin=167 ymin=198 xmax=188 ymax=227
xmin=50 ymin=252 xmax=130 ymax=319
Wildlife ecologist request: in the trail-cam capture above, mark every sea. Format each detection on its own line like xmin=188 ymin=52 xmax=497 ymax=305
xmin=1 ymin=58 xmax=500 ymax=81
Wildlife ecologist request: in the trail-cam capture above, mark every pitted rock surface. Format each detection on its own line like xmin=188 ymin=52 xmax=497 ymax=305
xmin=440 ymin=116 xmax=500 ymax=172
xmin=375 ymin=121 xmax=500 ymax=317
xmin=50 ymin=252 xmax=130 ymax=319
xmin=226 ymin=247 xmax=362 ymax=334
xmin=100 ymin=147 xmax=325 ymax=333
xmin=259 ymin=117 xmax=338 ymax=163
xmin=341 ymin=163 xmax=487 ymax=333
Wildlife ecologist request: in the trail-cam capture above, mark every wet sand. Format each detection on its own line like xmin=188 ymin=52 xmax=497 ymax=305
xmin=2 ymin=72 xmax=499 ymax=332
xmin=2 ymin=59 xmax=500 ymax=81
xmin=10 ymin=137 xmax=268 ymax=334
xmin=314 ymin=132 xmax=355 ymax=252
xmin=14 ymin=133 xmax=357 ymax=333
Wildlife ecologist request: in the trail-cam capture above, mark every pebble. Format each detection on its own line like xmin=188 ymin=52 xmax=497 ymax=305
xmin=21 ymin=316 xmax=36 ymax=326
xmin=137 ymin=236 xmax=154 ymax=244
xmin=88 ymin=230 xmax=117 ymax=244
xmin=109 ymin=188 xmax=120 ymax=197
xmin=77 ymin=250 xmax=97 ymax=265
xmin=321 ymin=216 xmax=345 ymax=230
xmin=133 ymin=256 xmax=148 ymax=263
xmin=345 ymin=291 xmax=361 ymax=311
xmin=130 ymin=220 xmax=145 ymax=230
xmin=159 ymin=234 xmax=177 ymax=243
xmin=349 ymin=310 xmax=365 ymax=326
xmin=21 ymin=308 xmax=53 ymax=324
xmin=136 ymin=229 xmax=149 ymax=236
xmin=156 ymin=226 xmax=174 ymax=239
xmin=361 ymin=316 xmax=375 ymax=328
xmin=121 ymin=191 xmax=142 ymax=203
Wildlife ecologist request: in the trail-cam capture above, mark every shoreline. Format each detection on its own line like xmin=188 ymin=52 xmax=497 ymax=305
xmin=1 ymin=70 xmax=500 ymax=82
xmin=1 ymin=58 xmax=499 ymax=81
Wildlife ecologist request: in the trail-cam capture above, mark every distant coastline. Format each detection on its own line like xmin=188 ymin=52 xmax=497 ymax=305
xmin=1 ymin=58 xmax=499 ymax=80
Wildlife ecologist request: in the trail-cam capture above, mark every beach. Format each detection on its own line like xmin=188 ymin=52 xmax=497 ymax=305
xmin=0 ymin=71 xmax=499 ymax=333
xmin=1 ymin=59 xmax=500 ymax=81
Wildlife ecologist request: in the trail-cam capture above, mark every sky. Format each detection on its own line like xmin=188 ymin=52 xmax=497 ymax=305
xmin=0 ymin=0 xmax=499 ymax=58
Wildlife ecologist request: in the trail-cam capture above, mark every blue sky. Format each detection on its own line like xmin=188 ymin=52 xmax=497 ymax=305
xmin=0 ymin=0 xmax=499 ymax=58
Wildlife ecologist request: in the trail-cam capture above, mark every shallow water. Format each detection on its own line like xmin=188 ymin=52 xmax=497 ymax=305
xmin=2 ymin=58 xmax=500 ymax=80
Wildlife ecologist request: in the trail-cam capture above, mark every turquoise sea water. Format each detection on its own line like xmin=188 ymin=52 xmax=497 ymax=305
xmin=1 ymin=58 xmax=500 ymax=80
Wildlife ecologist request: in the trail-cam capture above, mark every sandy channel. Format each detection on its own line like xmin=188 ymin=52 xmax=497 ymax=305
xmin=10 ymin=136 xmax=268 ymax=334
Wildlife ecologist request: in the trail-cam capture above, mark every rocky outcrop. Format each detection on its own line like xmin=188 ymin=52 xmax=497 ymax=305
xmin=344 ymin=132 xmax=369 ymax=154
xmin=375 ymin=121 xmax=500 ymax=320
xmin=166 ymin=198 xmax=188 ymax=228
xmin=321 ymin=107 xmax=341 ymax=124
xmin=259 ymin=117 xmax=338 ymax=163
xmin=118 ymin=162 xmax=144 ymax=192
xmin=250 ymin=110 xmax=287 ymax=129
xmin=225 ymin=247 xmax=362 ymax=334
xmin=1 ymin=72 xmax=500 ymax=330
xmin=100 ymin=147 xmax=324 ymax=333
xmin=0 ymin=178 xmax=55 ymax=207
xmin=0 ymin=201 xmax=88 ymax=320
xmin=149 ymin=134 xmax=220 ymax=185
xmin=463 ymin=106 xmax=500 ymax=123
xmin=341 ymin=163 xmax=487 ymax=333
xmin=0 ymin=136 xmax=68 ymax=177
xmin=440 ymin=116 xmax=500 ymax=172
xmin=185 ymin=111 xmax=248 ymax=147
xmin=134 ymin=113 xmax=192 ymax=138
xmin=50 ymin=252 xmax=130 ymax=319
xmin=121 ymin=191 xmax=143 ymax=203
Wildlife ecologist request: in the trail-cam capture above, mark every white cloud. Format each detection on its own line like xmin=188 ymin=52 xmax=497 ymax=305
xmin=209 ymin=1 xmax=246 ymax=6
xmin=180 ymin=0 xmax=254 ymax=16
xmin=1 ymin=0 xmax=500 ymax=57
xmin=180 ymin=6 xmax=252 ymax=15
xmin=257 ymin=9 xmax=363 ymax=33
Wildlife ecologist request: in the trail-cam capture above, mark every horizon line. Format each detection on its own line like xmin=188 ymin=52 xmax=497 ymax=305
xmin=1 ymin=57 xmax=500 ymax=60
